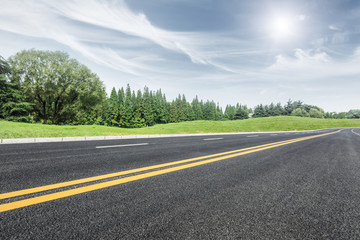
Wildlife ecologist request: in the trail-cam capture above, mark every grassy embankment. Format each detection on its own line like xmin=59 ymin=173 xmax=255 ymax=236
xmin=0 ymin=116 xmax=360 ymax=139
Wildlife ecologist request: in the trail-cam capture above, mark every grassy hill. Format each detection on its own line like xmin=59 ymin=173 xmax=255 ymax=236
xmin=1 ymin=116 xmax=360 ymax=139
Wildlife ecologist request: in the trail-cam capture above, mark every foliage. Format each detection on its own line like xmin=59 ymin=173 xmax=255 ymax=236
xmin=8 ymin=50 xmax=106 ymax=124
xmin=252 ymin=100 xmax=326 ymax=119
xmin=291 ymin=108 xmax=309 ymax=117
xmin=0 ymin=55 xmax=32 ymax=121
xmin=347 ymin=109 xmax=360 ymax=119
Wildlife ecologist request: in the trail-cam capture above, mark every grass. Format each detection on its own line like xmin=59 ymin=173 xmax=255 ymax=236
xmin=0 ymin=116 xmax=360 ymax=139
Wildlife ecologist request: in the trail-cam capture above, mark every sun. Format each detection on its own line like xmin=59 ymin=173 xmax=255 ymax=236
xmin=268 ymin=15 xmax=294 ymax=40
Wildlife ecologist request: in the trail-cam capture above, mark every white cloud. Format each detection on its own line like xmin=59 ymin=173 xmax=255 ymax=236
xmin=45 ymin=0 xmax=209 ymax=64
xmin=267 ymin=48 xmax=360 ymax=80
xmin=0 ymin=0 xmax=212 ymax=75
xmin=329 ymin=25 xmax=340 ymax=31
xmin=1 ymin=0 xmax=359 ymax=112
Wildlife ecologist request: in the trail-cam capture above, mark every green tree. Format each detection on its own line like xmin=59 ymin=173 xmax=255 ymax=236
xmin=309 ymin=108 xmax=324 ymax=118
xmin=0 ymin=55 xmax=32 ymax=121
xmin=123 ymin=84 xmax=133 ymax=127
xmin=106 ymin=87 xmax=120 ymax=126
xmin=142 ymin=86 xmax=155 ymax=126
xmin=291 ymin=108 xmax=309 ymax=117
xmin=130 ymin=90 xmax=145 ymax=127
xmin=203 ymin=100 xmax=216 ymax=120
xmin=274 ymin=103 xmax=284 ymax=116
xmin=253 ymin=104 xmax=265 ymax=118
xmin=117 ymin=87 xmax=125 ymax=126
xmin=234 ymin=105 xmax=249 ymax=120
xmin=154 ymin=89 xmax=169 ymax=124
xmin=0 ymin=56 xmax=10 ymax=75
xmin=169 ymin=101 xmax=179 ymax=123
xmin=348 ymin=109 xmax=360 ymax=119
xmin=191 ymin=96 xmax=203 ymax=120
xmin=8 ymin=50 xmax=105 ymax=124
xmin=0 ymin=56 xmax=11 ymax=118
xmin=224 ymin=104 xmax=236 ymax=120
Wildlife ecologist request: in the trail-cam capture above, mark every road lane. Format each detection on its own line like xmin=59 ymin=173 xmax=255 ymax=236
xmin=1 ymin=128 xmax=359 ymax=239
xmin=0 ymin=130 xmax=340 ymax=212
xmin=0 ymin=130 xmax=325 ymax=194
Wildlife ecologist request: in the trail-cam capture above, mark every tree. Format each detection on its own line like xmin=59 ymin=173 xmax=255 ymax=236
xmin=123 ymin=84 xmax=133 ymax=127
xmin=130 ymin=90 xmax=145 ymax=127
xmin=309 ymin=108 xmax=324 ymax=118
xmin=0 ymin=56 xmax=11 ymax=118
xmin=118 ymin=87 xmax=125 ymax=126
xmin=0 ymin=55 xmax=31 ymax=121
xmin=203 ymin=100 xmax=216 ymax=120
xmin=274 ymin=102 xmax=284 ymax=116
xmin=0 ymin=56 xmax=10 ymax=75
xmin=234 ymin=105 xmax=249 ymax=120
xmin=106 ymin=87 xmax=120 ymax=126
xmin=253 ymin=104 xmax=265 ymax=118
xmin=348 ymin=109 xmax=360 ymax=119
xmin=8 ymin=50 xmax=105 ymax=124
xmin=142 ymin=86 xmax=155 ymax=126
xmin=284 ymin=99 xmax=293 ymax=115
xmin=291 ymin=108 xmax=309 ymax=117
xmin=224 ymin=105 xmax=236 ymax=120
xmin=154 ymin=90 xmax=169 ymax=124
xmin=169 ymin=101 xmax=179 ymax=123
xmin=191 ymin=96 xmax=203 ymax=120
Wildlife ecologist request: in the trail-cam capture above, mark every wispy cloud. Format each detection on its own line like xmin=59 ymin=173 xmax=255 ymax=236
xmin=267 ymin=48 xmax=360 ymax=81
xmin=0 ymin=0 xmax=213 ymax=75
xmin=46 ymin=0 xmax=210 ymax=64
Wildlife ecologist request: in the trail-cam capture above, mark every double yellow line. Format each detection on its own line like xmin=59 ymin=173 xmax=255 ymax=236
xmin=0 ymin=130 xmax=341 ymax=213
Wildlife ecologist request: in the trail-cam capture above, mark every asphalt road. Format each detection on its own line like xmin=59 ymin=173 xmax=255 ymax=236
xmin=1 ymin=128 xmax=360 ymax=239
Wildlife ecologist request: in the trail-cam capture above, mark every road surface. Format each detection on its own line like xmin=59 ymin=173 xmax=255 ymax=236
xmin=1 ymin=128 xmax=360 ymax=239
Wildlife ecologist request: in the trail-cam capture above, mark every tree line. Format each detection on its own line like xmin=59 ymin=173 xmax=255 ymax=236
xmin=0 ymin=50 xmax=359 ymax=128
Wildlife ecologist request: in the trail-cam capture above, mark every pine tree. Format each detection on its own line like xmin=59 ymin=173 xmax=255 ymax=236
xmin=123 ymin=84 xmax=133 ymax=127
xmin=118 ymin=87 xmax=125 ymax=127
xmin=130 ymin=90 xmax=145 ymax=127
xmin=224 ymin=105 xmax=236 ymax=120
xmin=234 ymin=105 xmax=249 ymax=120
xmin=169 ymin=101 xmax=179 ymax=123
xmin=203 ymin=100 xmax=216 ymax=120
xmin=142 ymin=86 xmax=155 ymax=126
xmin=191 ymin=96 xmax=203 ymax=120
xmin=107 ymin=87 xmax=120 ymax=126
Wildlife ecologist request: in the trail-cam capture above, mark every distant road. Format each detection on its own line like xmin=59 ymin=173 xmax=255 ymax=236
xmin=1 ymin=128 xmax=360 ymax=239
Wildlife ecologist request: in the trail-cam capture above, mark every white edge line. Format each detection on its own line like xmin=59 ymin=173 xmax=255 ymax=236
xmin=351 ymin=129 xmax=360 ymax=137
xmin=96 ymin=143 xmax=149 ymax=149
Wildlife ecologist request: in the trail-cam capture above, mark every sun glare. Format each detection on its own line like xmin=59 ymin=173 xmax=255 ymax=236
xmin=268 ymin=15 xmax=294 ymax=40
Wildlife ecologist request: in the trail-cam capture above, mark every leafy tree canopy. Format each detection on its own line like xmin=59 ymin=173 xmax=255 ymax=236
xmin=8 ymin=50 xmax=106 ymax=124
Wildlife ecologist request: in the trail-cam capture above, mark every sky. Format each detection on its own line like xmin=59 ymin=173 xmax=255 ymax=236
xmin=0 ymin=0 xmax=359 ymax=112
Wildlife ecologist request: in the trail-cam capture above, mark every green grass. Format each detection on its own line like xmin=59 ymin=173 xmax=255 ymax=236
xmin=1 ymin=116 xmax=360 ymax=139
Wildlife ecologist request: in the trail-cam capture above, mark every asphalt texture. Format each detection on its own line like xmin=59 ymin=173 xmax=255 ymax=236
xmin=1 ymin=128 xmax=360 ymax=239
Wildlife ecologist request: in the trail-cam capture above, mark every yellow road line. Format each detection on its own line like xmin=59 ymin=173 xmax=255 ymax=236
xmin=0 ymin=130 xmax=341 ymax=213
xmin=0 ymin=135 xmax=313 ymax=200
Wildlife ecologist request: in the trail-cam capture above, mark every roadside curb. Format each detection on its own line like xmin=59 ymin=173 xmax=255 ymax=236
xmin=0 ymin=129 xmax=326 ymax=145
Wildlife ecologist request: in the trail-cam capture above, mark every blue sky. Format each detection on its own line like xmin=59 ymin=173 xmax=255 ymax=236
xmin=1 ymin=0 xmax=359 ymax=112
